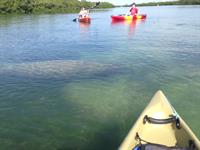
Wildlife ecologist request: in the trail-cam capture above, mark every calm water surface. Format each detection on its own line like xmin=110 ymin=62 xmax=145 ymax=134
xmin=0 ymin=6 xmax=200 ymax=150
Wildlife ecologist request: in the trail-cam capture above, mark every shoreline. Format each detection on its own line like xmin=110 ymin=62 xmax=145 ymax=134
xmin=0 ymin=1 xmax=114 ymax=15
xmin=1 ymin=4 xmax=200 ymax=15
xmin=119 ymin=0 xmax=200 ymax=7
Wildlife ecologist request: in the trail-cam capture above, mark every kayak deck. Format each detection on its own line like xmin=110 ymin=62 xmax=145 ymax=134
xmin=111 ymin=14 xmax=147 ymax=22
xmin=78 ymin=17 xmax=91 ymax=23
xmin=119 ymin=91 xmax=200 ymax=150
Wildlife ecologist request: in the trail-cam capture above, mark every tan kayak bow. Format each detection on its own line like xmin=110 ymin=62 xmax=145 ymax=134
xmin=119 ymin=90 xmax=200 ymax=150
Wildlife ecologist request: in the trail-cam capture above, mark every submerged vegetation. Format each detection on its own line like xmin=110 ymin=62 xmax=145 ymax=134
xmin=137 ymin=0 xmax=200 ymax=6
xmin=0 ymin=0 xmax=114 ymax=14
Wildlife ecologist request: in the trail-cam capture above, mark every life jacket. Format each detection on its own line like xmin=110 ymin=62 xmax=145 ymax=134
xmin=79 ymin=10 xmax=89 ymax=18
xmin=130 ymin=7 xmax=138 ymax=15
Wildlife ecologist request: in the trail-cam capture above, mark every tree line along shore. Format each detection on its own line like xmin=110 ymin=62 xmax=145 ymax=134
xmin=0 ymin=0 xmax=200 ymax=14
xmin=0 ymin=0 xmax=114 ymax=14
xmin=137 ymin=0 xmax=200 ymax=6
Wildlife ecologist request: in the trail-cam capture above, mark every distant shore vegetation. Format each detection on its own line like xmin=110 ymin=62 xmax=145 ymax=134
xmin=121 ymin=0 xmax=200 ymax=7
xmin=1 ymin=0 xmax=199 ymax=14
xmin=137 ymin=0 xmax=200 ymax=6
xmin=0 ymin=0 xmax=114 ymax=14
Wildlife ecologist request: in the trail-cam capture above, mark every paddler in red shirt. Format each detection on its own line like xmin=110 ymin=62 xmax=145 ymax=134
xmin=130 ymin=3 xmax=138 ymax=16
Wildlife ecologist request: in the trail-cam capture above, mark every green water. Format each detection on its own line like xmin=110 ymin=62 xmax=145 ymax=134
xmin=0 ymin=6 xmax=200 ymax=150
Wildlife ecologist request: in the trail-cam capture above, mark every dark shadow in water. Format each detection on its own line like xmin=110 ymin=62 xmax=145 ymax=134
xmin=80 ymin=122 xmax=122 ymax=150
xmin=58 ymin=126 xmax=121 ymax=150
xmin=56 ymin=119 xmax=137 ymax=150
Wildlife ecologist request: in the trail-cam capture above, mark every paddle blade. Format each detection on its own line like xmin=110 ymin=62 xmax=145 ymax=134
xmin=96 ymin=2 xmax=100 ymax=6
xmin=92 ymin=2 xmax=100 ymax=9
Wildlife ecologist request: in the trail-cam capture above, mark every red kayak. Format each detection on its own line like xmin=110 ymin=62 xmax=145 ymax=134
xmin=111 ymin=14 xmax=147 ymax=22
xmin=78 ymin=17 xmax=91 ymax=23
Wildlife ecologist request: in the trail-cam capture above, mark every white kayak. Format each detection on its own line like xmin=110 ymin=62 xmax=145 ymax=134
xmin=119 ymin=90 xmax=200 ymax=150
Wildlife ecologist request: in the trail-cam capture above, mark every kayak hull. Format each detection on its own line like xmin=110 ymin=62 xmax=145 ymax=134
xmin=111 ymin=14 xmax=147 ymax=22
xmin=119 ymin=90 xmax=200 ymax=150
xmin=78 ymin=17 xmax=91 ymax=23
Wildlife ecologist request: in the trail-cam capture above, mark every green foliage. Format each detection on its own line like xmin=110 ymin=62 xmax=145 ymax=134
xmin=96 ymin=2 xmax=114 ymax=8
xmin=137 ymin=1 xmax=178 ymax=6
xmin=178 ymin=0 xmax=200 ymax=4
xmin=137 ymin=0 xmax=200 ymax=6
xmin=0 ymin=0 xmax=114 ymax=14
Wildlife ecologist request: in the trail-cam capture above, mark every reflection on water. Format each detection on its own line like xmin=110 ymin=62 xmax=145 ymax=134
xmin=111 ymin=19 xmax=146 ymax=37
xmin=79 ymin=22 xmax=90 ymax=33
